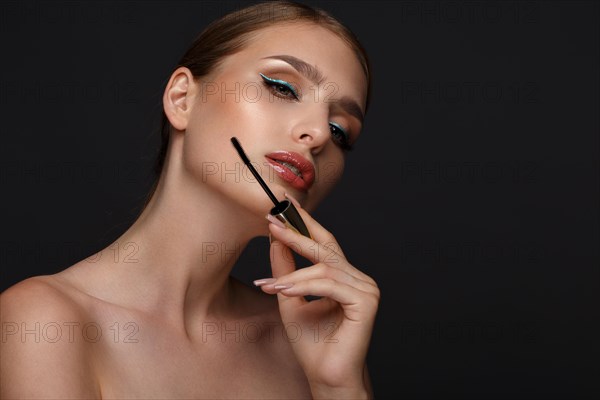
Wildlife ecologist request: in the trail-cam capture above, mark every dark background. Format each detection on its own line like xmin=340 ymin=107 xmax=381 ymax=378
xmin=1 ymin=1 xmax=598 ymax=399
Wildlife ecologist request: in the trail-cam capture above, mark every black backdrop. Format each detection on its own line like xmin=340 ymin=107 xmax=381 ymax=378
xmin=1 ymin=1 xmax=598 ymax=399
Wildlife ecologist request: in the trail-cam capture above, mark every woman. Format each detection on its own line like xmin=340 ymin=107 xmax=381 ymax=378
xmin=1 ymin=1 xmax=379 ymax=398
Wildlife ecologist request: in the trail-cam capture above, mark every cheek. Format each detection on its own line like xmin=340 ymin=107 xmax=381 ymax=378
xmin=179 ymin=101 xmax=239 ymax=186
xmin=317 ymin=157 xmax=345 ymax=188
xmin=179 ymin=89 xmax=276 ymax=192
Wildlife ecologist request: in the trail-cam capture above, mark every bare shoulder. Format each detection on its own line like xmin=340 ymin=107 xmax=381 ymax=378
xmin=1 ymin=276 xmax=100 ymax=399
xmin=1 ymin=275 xmax=83 ymax=314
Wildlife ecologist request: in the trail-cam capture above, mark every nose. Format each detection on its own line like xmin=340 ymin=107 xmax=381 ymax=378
xmin=291 ymin=107 xmax=330 ymax=155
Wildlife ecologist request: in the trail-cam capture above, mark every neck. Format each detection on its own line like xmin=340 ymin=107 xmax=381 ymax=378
xmin=77 ymin=135 xmax=267 ymax=330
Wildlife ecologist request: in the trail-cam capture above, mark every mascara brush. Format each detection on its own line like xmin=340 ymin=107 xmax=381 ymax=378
xmin=230 ymin=137 xmax=312 ymax=239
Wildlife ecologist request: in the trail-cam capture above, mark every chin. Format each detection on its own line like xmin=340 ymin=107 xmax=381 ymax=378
xmin=229 ymin=183 xmax=274 ymax=218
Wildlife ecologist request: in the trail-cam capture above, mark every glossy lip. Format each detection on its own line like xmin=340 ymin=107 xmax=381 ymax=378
xmin=265 ymin=151 xmax=316 ymax=192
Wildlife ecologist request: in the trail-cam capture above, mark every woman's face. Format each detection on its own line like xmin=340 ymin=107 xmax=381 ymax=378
xmin=174 ymin=22 xmax=367 ymax=231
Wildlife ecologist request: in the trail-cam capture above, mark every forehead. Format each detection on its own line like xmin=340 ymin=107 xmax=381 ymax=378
xmin=220 ymin=22 xmax=368 ymax=110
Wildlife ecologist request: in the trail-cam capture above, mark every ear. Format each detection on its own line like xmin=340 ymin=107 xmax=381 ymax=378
xmin=163 ymin=66 xmax=197 ymax=131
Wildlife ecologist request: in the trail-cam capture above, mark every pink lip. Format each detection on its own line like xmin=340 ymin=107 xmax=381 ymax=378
xmin=265 ymin=151 xmax=316 ymax=192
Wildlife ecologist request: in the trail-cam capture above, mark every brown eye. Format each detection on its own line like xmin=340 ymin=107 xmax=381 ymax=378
xmin=330 ymin=122 xmax=353 ymax=151
xmin=259 ymin=73 xmax=299 ymax=100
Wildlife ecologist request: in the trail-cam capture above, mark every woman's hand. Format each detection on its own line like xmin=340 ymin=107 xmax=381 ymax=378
xmin=254 ymin=193 xmax=380 ymax=399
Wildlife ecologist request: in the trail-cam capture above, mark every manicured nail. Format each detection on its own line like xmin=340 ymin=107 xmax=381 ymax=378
xmin=253 ymin=278 xmax=276 ymax=286
xmin=266 ymin=214 xmax=286 ymax=229
xmin=273 ymin=283 xmax=294 ymax=290
xmin=284 ymin=192 xmax=302 ymax=209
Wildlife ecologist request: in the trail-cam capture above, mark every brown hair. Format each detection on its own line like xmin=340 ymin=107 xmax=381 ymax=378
xmin=140 ymin=0 xmax=371 ymax=213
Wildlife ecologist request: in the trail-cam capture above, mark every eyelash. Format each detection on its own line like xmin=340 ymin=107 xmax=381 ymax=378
xmin=259 ymin=73 xmax=354 ymax=151
xmin=329 ymin=122 xmax=353 ymax=152
xmin=259 ymin=73 xmax=299 ymax=100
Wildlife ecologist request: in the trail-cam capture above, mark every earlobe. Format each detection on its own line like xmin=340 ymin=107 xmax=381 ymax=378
xmin=163 ymin=67 xmax=195 ymax=131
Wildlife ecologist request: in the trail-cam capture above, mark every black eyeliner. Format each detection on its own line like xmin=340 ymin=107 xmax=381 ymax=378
xmin=259 ymin=73 xmax=299 ymax=99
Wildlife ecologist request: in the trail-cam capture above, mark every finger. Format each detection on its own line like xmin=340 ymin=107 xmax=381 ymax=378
xmin=278 ymin=278 xmax=380 ymax=322
xmin=258 ymin=262 xmax=377 ymax=295
xmin=268 ymin=222 xmax=376 ymax=287
xmin=269 ymin=222 xmax=344 ymax=268
xmin=269 ymin=239 xmax=306 ymax=308
xmin=269 ymin=239 xmax=294 ymax=278
xmin=285 ymin=192 xmax=346 ymax=258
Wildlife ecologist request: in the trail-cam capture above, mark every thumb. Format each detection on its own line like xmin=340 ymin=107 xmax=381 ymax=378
xmin=269 ymin=239 xmax=295 ymax=278
xmin=269 ymin=239 xmax=304 ymax=310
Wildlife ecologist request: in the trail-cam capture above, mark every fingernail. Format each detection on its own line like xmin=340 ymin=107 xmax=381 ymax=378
xmin=253 ymin=278 xmax=276 ymax=286
xmin=284 ymin=192 xmax=302 ymax=209
xmin=266 ymin=214 xmax=286 ymax=229
xmin=273 ymin=283 xmax=294 ymax=290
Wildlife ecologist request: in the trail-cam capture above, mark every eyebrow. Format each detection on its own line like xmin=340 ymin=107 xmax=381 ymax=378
xmin=261 ymin=54 xmax=365 ymax=124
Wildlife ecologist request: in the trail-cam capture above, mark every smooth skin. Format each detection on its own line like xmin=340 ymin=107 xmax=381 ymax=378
xmin=1 ymin=21 xmax=378 ymax=399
